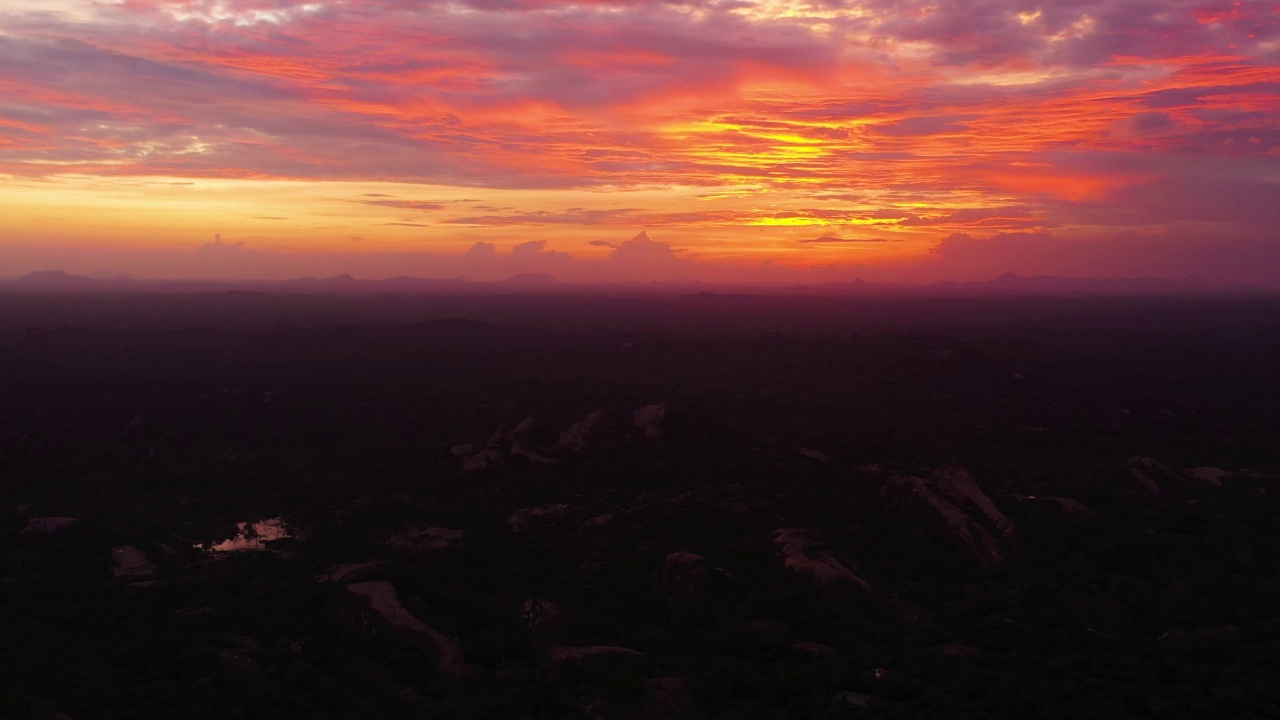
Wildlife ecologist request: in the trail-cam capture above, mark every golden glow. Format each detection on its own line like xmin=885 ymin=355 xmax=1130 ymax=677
xmin=0 ymin=0 xmax=1276 ymax=281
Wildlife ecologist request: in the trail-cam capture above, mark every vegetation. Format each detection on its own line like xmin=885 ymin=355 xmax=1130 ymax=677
xmin=2 ymin=293 xmax=1279 ymax=718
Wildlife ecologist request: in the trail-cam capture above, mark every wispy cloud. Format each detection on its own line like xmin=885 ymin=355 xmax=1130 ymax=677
xmin=1 ymin=0 xmax=1277 ymax=281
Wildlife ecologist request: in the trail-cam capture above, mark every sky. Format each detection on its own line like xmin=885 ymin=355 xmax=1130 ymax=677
xmin=1 ymin=0 xmax=1278 ymax=283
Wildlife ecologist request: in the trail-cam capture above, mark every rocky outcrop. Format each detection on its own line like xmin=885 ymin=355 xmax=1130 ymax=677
xmin=661 ymin=552 xmax=709 ymax=611
xmin=883 ymin=465 xmax=1016 ymax=566
xmin=509 ymin=417 xmax=556 ymax=465
xmin=1185 ymin=467 xmax=1232 ymax=487
xmin=458 ymin=431 xmax=507 ymax=473
xmin=797 ymin=448 xmax=829 ymax=463
xmin=1127 ymin=456 xmax=1182 ymax=495
xmin=1009 ymin=494 xmax=1091 ymax=514
xmin=457 ymin=420 xmax=557 ymax=473
xmin=508 ymin=503 xmax=571 ymax=532
xmin=557 ymin=411 xmax=604 ymax=454
xmin=387 ymin=526 xmax=464 ymax=553
xmin=111 ymin=546 xmax=155 ymax=579
xmin=773 ymin=528 xmax=870 ymax=589
xmin=792 ymin=641 xmax=839 ymax=658
xmin=206 ymin=518 xmax=291 ymax=552
xmin=338 ymin=581 xmax=470 ymax=679
xmin=21 ymin=517 xmax=79 ymax=534
xmin=633 ymin=402 xmax=669 ymax=440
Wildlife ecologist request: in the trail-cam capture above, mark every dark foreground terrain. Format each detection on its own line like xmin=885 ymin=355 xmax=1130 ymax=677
xmin=2 ymin=292 xmax=1279 ymax=719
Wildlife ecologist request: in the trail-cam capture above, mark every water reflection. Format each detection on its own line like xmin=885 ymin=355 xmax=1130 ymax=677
xmin=201 ymin=518 xmax=291 ymax=552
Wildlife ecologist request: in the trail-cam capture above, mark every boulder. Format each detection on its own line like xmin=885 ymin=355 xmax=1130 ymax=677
xmin=460 ymin=431 xmax=507 ymax=474
xmin=797 ymin=448 xmax=829 ymax=463
xmin=110 ymin=546 xmax=155 ymax=579
xmin=929 ymin=465 xmax=1017 ymax=543
xmin=1127 ymin=456 xmax=1181 ymax=495
xmin=557 ymin=411 xmax=604 ymax=454
xmin=387 ymin=526 xmax=464 ymax=553
xmin=339 ymin=581 xmax=471 ymax=679
xmin=773 ymin=529 xmax=870 ymax=589
xmin=1184 ymin=467 xmax=1232 ymax=487
xmin=1009 ymin=494 xmax=1091 ymax=514
xmin=632 ymin=402 xmax=669 ymax=440
xmin=508 ymin=503 xmax=571 ymax=532
xmin=882 ymin=466 xmax=1015 ymax=566
xmin=21 ymin=517 xmax=79 ymax=534
xmin=509 ymin=417 xmax=556 ymax=465
xmin=577 ymin=513 xmax=617 ymax=531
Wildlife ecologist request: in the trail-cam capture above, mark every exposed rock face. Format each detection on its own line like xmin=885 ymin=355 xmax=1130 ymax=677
xmin=1185 ymin=467 xmax=1232 ymax=487
xmin=340 ymin=581 xmax=470 ymax=679
xmin=662 ymin=552 xmax=710 ymax=610
xmin=792 ymin=641 xmax=839 ymax=657
xmin=508 ymin=503 xmax=571 ymax=532
xmin=459 ymin=431 xmax=507 ymax=474
xmin=550 ymin=645 xmax=643 ymax=663
xmin=21 ymin=517 xmax=79 ymax=534
xmin=940 ymin=644 xmax=983 ymax=658
xmin=557 ymin=411 xmax=604 ymax=454
xmin=1128 ymin=456 xmax=1182 ymax=494
xmin=578 ymin=513 xmax=617 ymax=530
xmin=1009 ymin=494 xmax=1091 ymax=514
xmin=509 ymin=417 xmax=556 ymax=465
xmin=633 ymin=402 xmax=669 ymax=440
xmin=798 ymin=448 xmax=829 ymax=463
xmin=458 ymin=420 xmax=556 ymax=473
xmin=387 ymin=526 xmax=464 ymax=553
xmin=111 ymin=546 xmax=155 ymax=578
xmin=883 ymin=466 xmax=1016 ymax=566
xmin=316 ymin=561 xmax=390 ymax=585
xmin=773 ymin=528 xmax=870 ymax=589
xmin=207 ymin=518 xmax=291 ymax=552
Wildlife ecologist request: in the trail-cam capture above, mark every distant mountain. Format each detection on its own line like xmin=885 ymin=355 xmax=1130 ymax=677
xmin=15 ymin=270 xmax=93 ymax=284
xmin=953 ymin=273 xmax=1225 ymax=295
xmin=0 ymin=269 xmax=1273 ymax=296
xmin=502 ymin=273 xmax=559 ymax=286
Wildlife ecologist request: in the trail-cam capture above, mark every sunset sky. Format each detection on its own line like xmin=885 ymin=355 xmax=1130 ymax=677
xmin=1 ymin=0 xmax=1278 ymax=282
